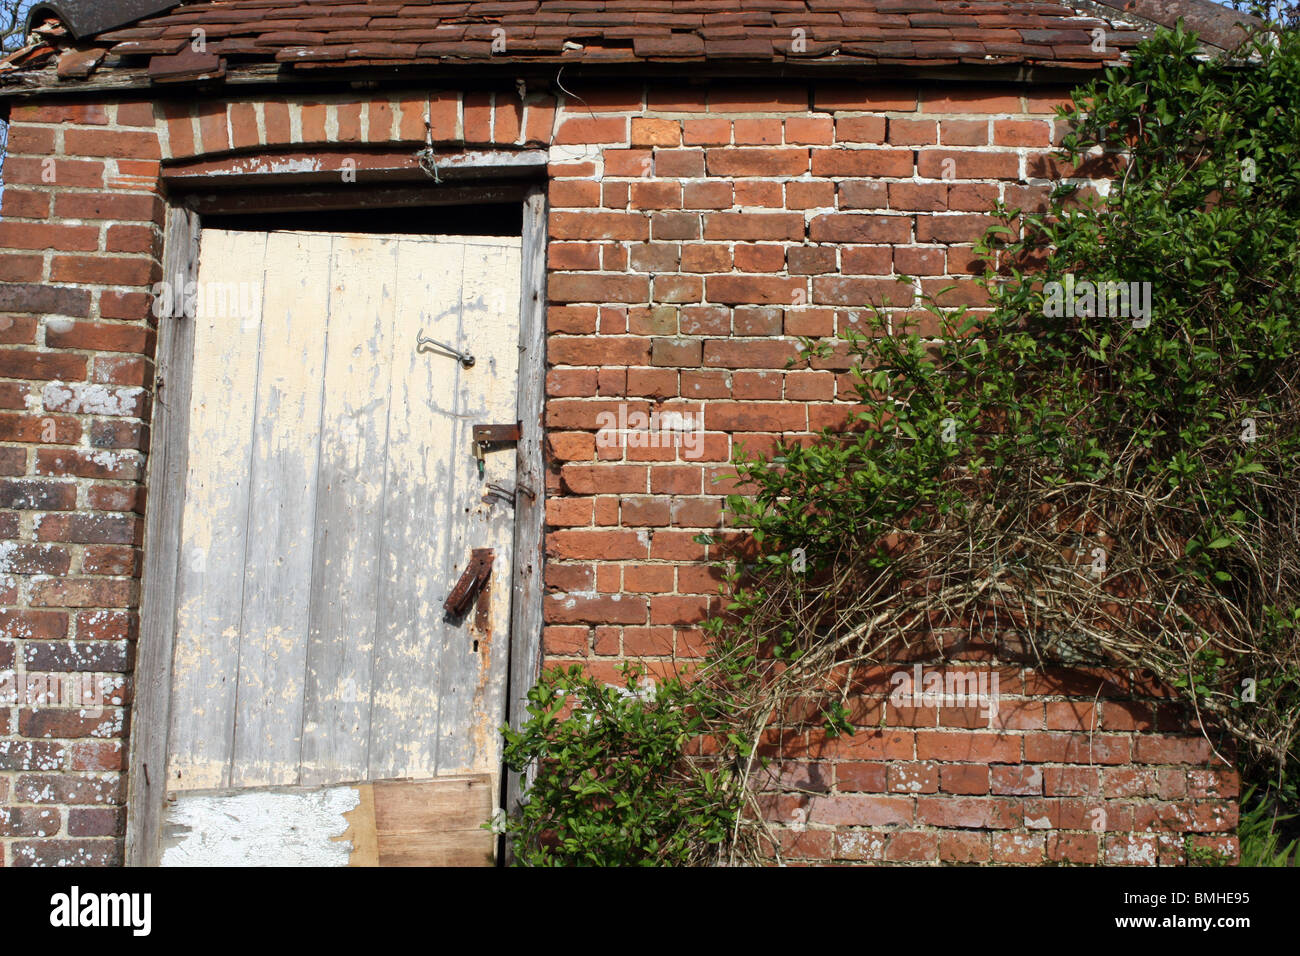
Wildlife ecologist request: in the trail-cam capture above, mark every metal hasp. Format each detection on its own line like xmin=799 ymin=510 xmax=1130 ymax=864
xmin=471 ymin=422 xmax=521 ymax=479
xmin=27 ymin=1 xmax=179 ymax=39
xmin=444 ymin=548 xmax=494 ymax=618
xmin=471 ymin=423 xmax=522 ymax=445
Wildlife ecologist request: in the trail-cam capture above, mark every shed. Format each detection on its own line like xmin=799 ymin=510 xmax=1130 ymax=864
xmin=0 ymin=0 xmax=1254 ymax=867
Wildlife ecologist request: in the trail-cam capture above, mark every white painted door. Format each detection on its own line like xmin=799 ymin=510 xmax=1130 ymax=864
xmin=161 ymin=229 xmax=521 ymax=865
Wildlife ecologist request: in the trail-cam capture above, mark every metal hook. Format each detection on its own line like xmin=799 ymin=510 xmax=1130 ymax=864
xmin=485 ymin=480 xmax=536 ymax=503
xmin=416 ymin=328 xmax=474 ymax=368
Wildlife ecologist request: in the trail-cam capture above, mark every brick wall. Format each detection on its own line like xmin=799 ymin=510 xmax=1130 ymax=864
xmin=758 ymin=663 xmax=1239 ymax=865
xmin=0 ymin=80 xmax=1238 ymax=866
xmin=0 ymin=98 xmax=163 ymax=865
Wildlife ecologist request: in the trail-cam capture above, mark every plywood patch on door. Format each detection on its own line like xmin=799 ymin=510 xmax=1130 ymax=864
xmin=159 ymin=776 xmax=494 ymax=866
xmin=370 ymin=776 xmax=494 ymax=867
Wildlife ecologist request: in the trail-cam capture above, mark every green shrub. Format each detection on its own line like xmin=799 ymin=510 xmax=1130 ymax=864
xmin=499 ymin=664 xmax=742 ymax=866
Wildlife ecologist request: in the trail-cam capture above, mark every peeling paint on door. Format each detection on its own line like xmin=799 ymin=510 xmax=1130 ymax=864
xmin=162 ymin=229 xmax=522 ymax=864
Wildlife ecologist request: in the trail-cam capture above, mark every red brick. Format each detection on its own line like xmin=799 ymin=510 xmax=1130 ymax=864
xmin=11 ymin=840 xmax=123 ymax=866
xmin=68 ymin=807 xmax=125 ymax=838
xmin=555 ymin=115 xmax=628 ymax=145
xmin=53 ymin=192 xmax=162 ymax=223
xmin=0 ymin=254 xmax=42 ymax=281
xmin=544 ymin=593 xmax=646 ymax=625
xmin=0 ymin=350 xmax=88 ymax=381
xmin=523 ymin=96 xmax=556 ymax=145
xmin=28 ymin=578 xmax=135 ymax=610
xmin=835 ymin=115 xmax=887 ymax=143
xmin=1024 ymin=732 xmax=1132 ymax=764
xmin=915 ymin=731 xmax=1020 ymax=763
xmin=1132 ymin=736 xmax=1216 ymax=765
xmin=0 ymin=610 xmax=69 ymax=641
xmin=917 ymin=796 xmax=1020 ymax=829
xmin=65 ymin=129 xmax=160 ymax=160
xmin=0 ymin=158 xmax=104 ymax=190
xmin=939 ymin=830 xmax=991 ymax=861
xmin=807 ymin=794 xmax=912 ymax=826
xmin=705 ymin=148 xmax=809 ymax=177
xmin=706 ymin=275 xmax=803 ymax=306
xmin=993 ymin=831 xmax=1045 ymax=863
xmin=784 ymin=116 xmax=833 ymax=145
xmin=683 ymin=118 xmax=731 ymax=145
xmin=4 ymin=126 xmax=56 ymax=154
xmin=811 ymin=148 xmax=913 ymax=177
xmin=549 ymin=273 xmax=649 ymax=304
xmin=1 ymin=189 xmax=52 ymax=219
xmin=702 ymin=212 xmax=804 ymax=241
xmin=67 ymin=741 xmax=124 ymax=772
xmin=229 ymin=101 xmax=260 ymax=149
xmin=35 ymin=512 xmax=140 ymax=544
xmin=918 ymin=149 xmax=1020 ymax=180
xmin=550 ymin=211 xmax=648 ymax=241
xmin=49 ymin=256 xmax=159 ymax=287
xmin=994 ymin=119 xmax=1052 ymax=146
xmin=12 ymin=103 xmax=109 ymax=126
xmin=886 ymin=831 xmax=940 ymax=861
xmin=75 ymin=609 xmax=136 ymax=642
xmin=939 ymin=118 xmax=990 ymax=146
xmin=809 ymin=213 xmax=911 ymax=244
xmin=649 ymin=595 xmax=711 ymax=625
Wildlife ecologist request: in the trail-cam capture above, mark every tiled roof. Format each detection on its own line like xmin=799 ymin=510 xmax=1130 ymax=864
xmin=4 ymin=0 xmax=1262 ymax=83
xmin=98 ymin=1 xmax=1146 ymax=70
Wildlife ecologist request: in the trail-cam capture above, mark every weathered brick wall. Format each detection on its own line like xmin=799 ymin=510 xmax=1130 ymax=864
xmin=0 ymin=80 xmax=1238 ymax=866
xmin=759 ymin=663 xmax=1238 ymax=865
xmin=0 ymin=98 xmax=163 ymax=865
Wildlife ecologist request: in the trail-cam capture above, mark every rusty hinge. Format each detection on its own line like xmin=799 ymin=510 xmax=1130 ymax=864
xmin=444 ymin=548 xmax=494 ymax=618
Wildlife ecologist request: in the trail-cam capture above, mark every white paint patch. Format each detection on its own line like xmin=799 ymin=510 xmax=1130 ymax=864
xmin=160 ymin=786 xmax=360 ymax=867
xmin=266 ymin=157 xmax=324 ymax=174
xmin=43 ymin=381 xmax=144 ymax=417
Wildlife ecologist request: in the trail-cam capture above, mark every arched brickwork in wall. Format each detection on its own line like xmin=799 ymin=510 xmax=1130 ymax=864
xmin=0 ymin=82 xmax=1238 ymax=866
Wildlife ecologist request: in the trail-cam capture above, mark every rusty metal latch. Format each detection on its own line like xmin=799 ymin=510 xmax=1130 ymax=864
xmin=444 ymin=548 xmax=494 ymax=618
xmin=472 ymin=423 xmax=521 ymax=444
xmin=471 ymin=422 xmax=521 ymax=479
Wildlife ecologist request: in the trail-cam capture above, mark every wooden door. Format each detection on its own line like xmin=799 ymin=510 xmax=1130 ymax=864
xmin=158 ymin=229 xmax=521 ymax=865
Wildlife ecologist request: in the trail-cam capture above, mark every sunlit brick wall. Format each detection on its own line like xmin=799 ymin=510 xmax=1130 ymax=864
xmin=0 ymin=80 xmax=1238 ymax=866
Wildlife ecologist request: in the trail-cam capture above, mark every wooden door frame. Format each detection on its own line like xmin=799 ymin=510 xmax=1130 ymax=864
xmin=125 ymin=178 xmax=549 ymax=867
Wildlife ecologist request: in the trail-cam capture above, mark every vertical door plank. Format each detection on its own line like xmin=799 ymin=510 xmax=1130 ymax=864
xmin=433 ymin=237 xmax=522 ymax=777
xmin=231 ymin=231 xmax=333 ymax=788
xmin=299 ymin=234 xmax=400 ymax=787
xmin=366 ymin=237 xmax=468 ymax=780
xmin=168 ymin=229 xmax=268 ymax=792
